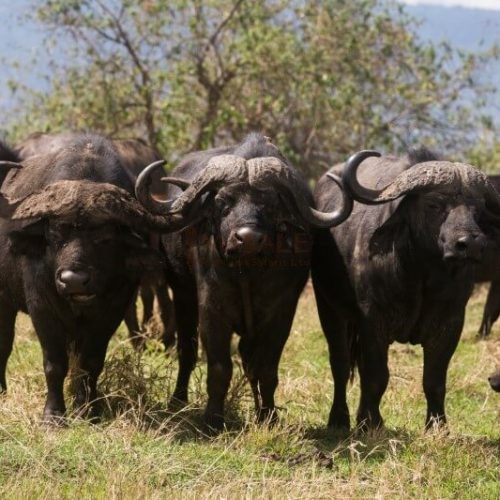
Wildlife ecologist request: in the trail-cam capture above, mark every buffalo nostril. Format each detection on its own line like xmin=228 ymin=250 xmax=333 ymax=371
xmin=229 ymin=227 xmax=266 ymax=255
xmin=59 ymin=269 xmax=90 ymax=287
xmin=236 ymin=227 xmax=264 ymax=245
xmin=455 ymin=239 xmax=468 ymax=251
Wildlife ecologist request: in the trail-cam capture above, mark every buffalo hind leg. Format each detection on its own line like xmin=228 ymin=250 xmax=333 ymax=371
xmin=356 ymin=331 xmax=389 ymax=431
xmin=124 ymin=290 xmax=143 ymax=350
xmin=156 ymin=285 xmax=176 ymax=350
xmin=141 ymin=285 xmax=155 ymax=326
xmin=169 ymin=289 xmax=198 ymax=409
xmin=478 ymin=281 xmax=500 ymax=337
xmin=72 ymin=334 xmax=113 ymax=420
xmin=0 ymin=304 xmax=16 ymax=393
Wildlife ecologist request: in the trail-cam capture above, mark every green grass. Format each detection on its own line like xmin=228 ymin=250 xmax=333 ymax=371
xmin=0 ymin=284 xmax=498 ymax=499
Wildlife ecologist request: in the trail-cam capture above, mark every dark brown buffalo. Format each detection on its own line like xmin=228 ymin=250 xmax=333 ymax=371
xmin=135 ymin=133 xmax=353 ymax=432
xmin=488 ymin=369 xmax=500 ymax=391
xmin=312 ymin=148 xmax=500 ymax=430
xmin=15 ymin=132 xmax=176 ymax=349
xmin=0 ymin=134 xmax=170 ymax=422
xmin=475 ymin=175 xmax=500 ymax=337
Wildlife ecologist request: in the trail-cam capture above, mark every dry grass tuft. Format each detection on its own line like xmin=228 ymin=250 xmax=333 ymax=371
xmin=0 ymin=285 xmax=498 ymax=498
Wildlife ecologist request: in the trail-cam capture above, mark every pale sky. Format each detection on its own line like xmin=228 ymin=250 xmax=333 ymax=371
xmin=402 ymin=0 xmax=500 ymax=10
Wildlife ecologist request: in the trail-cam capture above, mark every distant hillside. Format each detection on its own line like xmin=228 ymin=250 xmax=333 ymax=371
xmin=406 ymin=4 xmax=500 ymax=50
xmin=406 ymin=4 xmax=500 ymax=122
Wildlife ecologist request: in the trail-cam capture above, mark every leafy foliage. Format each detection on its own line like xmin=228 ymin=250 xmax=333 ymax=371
xmin=6 ymin=0 xmax=498 ymax=176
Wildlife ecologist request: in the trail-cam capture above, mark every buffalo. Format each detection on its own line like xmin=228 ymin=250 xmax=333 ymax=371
xmin=488 ymin=369 xmax=500 ymax=392
xmin=475 ymin=175 xmax=500 ymax=337
xmin=135 ymin=133 xmax=353 ymax=431
xmin=15 ymin=132 xmax=176 ymax=349
xmin=312 ymin=148 xmax=500 ymax=430
xmin=0 ymin=134 xmax=170 ymax=422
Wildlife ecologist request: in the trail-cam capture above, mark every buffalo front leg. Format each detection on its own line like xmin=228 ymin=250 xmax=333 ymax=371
xmin=422 ymin=329 xmax=461 ymax=429
xmin=314 ymin=288 xmax=351 ymax=429
xmin=0 ymin=304 xmax=17 ymax=393
xmin=41 ymin=341 xmax=69 ymax=424
xmin=201 ymin=312 xmax=233 ymax=433
xmin=30 ymin=312 xmax=69 ymax=424
xmin=478 ymin=281 xmax=500 ymax=337
xmin=356 ymin=329 xmax=389 ymax=430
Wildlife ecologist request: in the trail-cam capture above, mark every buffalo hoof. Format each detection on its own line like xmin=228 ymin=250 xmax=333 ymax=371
xmin=41 ymin=409 xmax=67 ymax=427
xmin=425 ymin=414 xmax=447 ymax=432
xmin=130 ymin=335 xmax=146 ymax=352
xmin=73 ymin=400 xmax=102 ymax=422
xmin=204 ymin=412 xmax=225 ymax=435
xmin=168 ymin=396 xmax=188 ymax=413
xmin=356 ymin=414 xmax=384 ymax=433
xmin=162 ymin=332 xmax=176 ymax=352
xmin=328 ymin=410 xmax=350 ymax=430
xmin=256 ymin=407 xmax=279 ymax=426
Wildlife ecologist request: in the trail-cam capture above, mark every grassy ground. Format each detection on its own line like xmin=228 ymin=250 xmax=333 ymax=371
xmin=0 ymin=284 xmax=498 ymax=499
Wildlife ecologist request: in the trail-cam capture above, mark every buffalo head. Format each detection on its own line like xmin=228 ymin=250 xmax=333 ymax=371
xmin=3 ymin=180 xmax=171 ymax=306
xmin=342 ymin=150 xmax=500 ymax=266
xmin=135 ymin=155 xmax=353 ymax=261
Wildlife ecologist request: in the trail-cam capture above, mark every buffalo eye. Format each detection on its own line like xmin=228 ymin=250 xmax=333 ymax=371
xmin=94 ymin=235 xmax=114 ymax=245
xmin=424 ymin=200 xmax=443 ymax=213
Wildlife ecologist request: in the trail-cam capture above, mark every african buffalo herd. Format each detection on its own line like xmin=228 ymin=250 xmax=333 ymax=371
xmin=0 ymin=132 xmax=497 ymax=431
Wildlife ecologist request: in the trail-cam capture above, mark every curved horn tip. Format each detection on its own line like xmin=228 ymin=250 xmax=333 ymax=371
xmin=135 ymin=159 xmax=166 ymax=198
xmin=346 ymin=150 xmax=381 ymax=165
xmin=342 ymin=149 xmax=393 ymax=205
xmin=0 ymin=161 xmax=23 ymax=169
xmin=160 ymin=177 xmax=191 ymax=191
xmin=135 ymin=159 xmax=174 ymax=214
xmin=326 ymin=171 xmax=343 ymax=186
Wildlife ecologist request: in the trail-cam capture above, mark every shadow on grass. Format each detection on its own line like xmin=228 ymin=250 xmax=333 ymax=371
xmin=304 ymin=425 xmax=415 ymax=462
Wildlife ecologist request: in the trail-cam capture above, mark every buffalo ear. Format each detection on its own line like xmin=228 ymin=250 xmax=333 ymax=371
xmin=368 ymin=202 xmax=408 ymax=258
xmin=8 ymin=219 xmax=47 ymax=257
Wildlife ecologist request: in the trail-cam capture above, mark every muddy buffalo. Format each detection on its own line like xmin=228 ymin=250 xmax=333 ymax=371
xmin=135 ymin=133 xmax=353 ymax=431
xmin=15 ymin=132 xmax=176 ymax=349
xmin=0 ymin=134 xmax=171 ymax=422
xmin=312 ymin=148 xmax=500 ymax=430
